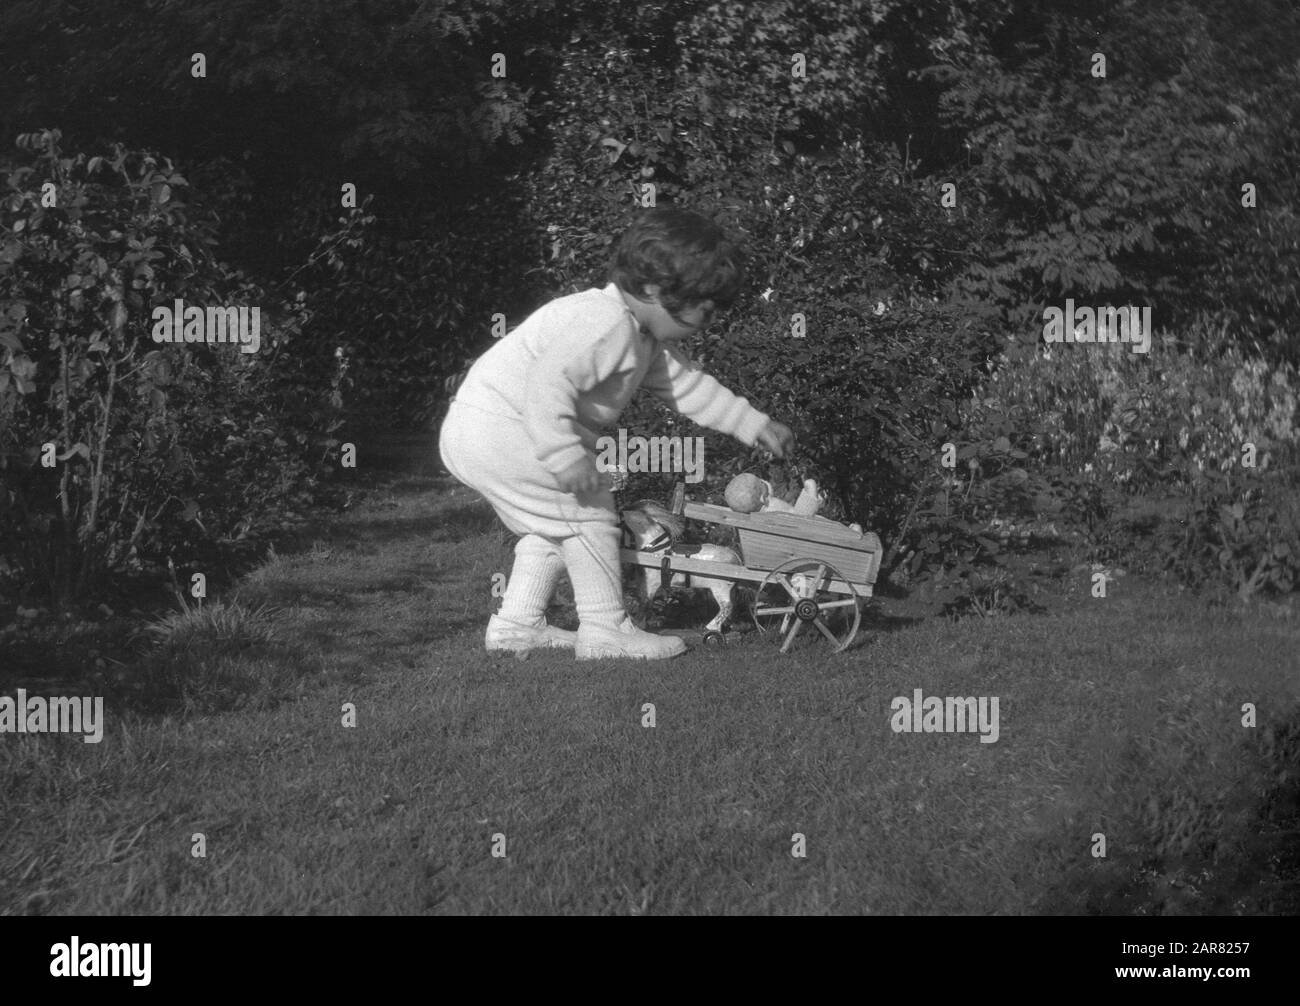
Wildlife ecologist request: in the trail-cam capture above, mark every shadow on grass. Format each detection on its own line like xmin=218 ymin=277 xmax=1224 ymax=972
xmin=0 ymin=638 xmax=95 ymax=685
xmin=0 ymin=612 xmax=147 ymax=691
xmin=290 ymin=613 xmax=476 ymax=652
xmin=630 ymin=589 xmax=923 ymax=654
xmin=861 ymin=608 xmax=925 ymax=633
xmin=242 ymin=574 xmax=452 ymax=607
xmin=253 ymin=504 xmax=503 ymax=563
xmin=1032 ymin=704 xmax=1300 ymax=916
xmin=347 ymin=429 xmax=441 ymax=476
xmin=383 ymin=476 xmax=447 ymax=496
xmin=120 ymin=594 xmax=485 ymax=717
xmin=421 ymin=615 xmax=484 ymax=646
xmin=352 ymin=503 xmax=501 ymax=546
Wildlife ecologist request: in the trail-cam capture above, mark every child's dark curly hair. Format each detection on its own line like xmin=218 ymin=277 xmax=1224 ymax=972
xmin=609 ymin=207 xmax=746 ymax=318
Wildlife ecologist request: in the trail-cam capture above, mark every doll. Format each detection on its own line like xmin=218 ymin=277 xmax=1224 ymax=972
xmin=724 ymin=472 xmax=821 ymax=516
xmin=723 ymin=472 xmax=863 ymax=534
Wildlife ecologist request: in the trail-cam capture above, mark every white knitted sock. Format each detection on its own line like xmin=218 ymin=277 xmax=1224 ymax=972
xmin=498 ymin=534 xmax=565 ymax=624
xmin=560 ymin=525 xmax=627 ymax=629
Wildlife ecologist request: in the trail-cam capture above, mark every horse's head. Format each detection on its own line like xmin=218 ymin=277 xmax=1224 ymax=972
xmin=620 ymin=500 xmax=684 ymax=552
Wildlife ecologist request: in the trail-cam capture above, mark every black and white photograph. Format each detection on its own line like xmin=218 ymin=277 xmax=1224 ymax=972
xmin=0 ymin=0 xmax=1296 ymax=951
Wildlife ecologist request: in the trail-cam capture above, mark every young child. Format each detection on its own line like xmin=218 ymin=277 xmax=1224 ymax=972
xmin=439 ymin=207 xmax=794 ymax=659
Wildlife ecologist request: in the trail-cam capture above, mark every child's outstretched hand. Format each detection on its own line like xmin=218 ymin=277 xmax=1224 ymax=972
xmin=756 ymin=420 xmax=796 ymax=459
xmin=557 ymin=457 xmax=612 ymax=495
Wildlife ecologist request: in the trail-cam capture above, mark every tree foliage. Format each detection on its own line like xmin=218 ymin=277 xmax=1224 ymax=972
xmin=2 ymin=0 xmax=1298 ymax=607
xmin=0 ymin=130 xmax=319 ymax=604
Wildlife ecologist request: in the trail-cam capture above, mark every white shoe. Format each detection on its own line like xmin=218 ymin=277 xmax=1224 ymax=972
xmin=485 ymin=614 xmax=577 ymax=652
xmin=575 ymin=617 xmax=686 ymax=661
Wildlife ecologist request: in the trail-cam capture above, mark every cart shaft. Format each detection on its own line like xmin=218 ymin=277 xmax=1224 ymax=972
xmin=620 ymin=549 xmax=871 ymax=598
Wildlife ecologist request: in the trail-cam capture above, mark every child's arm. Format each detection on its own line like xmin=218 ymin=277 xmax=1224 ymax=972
xmin=642 ymin=346 xmax=794 ymax=457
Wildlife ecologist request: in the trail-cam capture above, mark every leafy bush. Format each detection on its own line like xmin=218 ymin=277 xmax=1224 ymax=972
xmin=941 ymin=0 xmax=1300 ymax=364
xmin=0 ymin=130 xmax=317 ymax=605
xmin=286 ymin=191 xmax=539 ymax=431
xmin=509 ymin=13 xmax=996 ymax=508
xmin=883 ymin=385 xmax=1071 ymax=616
xmin=980 ymin=316 xmax=1300 ymax=598
xmin=1172 ymin=467 xmax=1300 ymax=602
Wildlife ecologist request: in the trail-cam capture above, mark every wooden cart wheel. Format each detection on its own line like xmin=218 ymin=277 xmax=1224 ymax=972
xmin=702 ymin=630 xmax=726 ymax=647
xmin=752 ymin=558 xmax=861 ymax=654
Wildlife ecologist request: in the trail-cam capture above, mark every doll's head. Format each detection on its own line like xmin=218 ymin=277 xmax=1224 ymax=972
xmin=724 ymin=473 xmax=771 ymax=513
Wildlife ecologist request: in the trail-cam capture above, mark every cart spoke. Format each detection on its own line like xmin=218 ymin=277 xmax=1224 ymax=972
xmin=812 ymin=564 xmax=827 ymax=591
xmin=818 ymin=598 xmax=858 ymax=610
xmin=754 ymin=604 xmax=796 ymax=617
xmin=813 ymin=617 xmax=840 ymax=646
xmin=781 ymin=617 xmax=804 ymax=653
xmin=774 ymin=573 xmax=799 ymax=599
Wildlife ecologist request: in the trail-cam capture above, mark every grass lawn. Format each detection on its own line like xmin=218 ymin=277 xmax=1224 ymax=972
xmin=2 ymin=465 xmax=1298 ymax=915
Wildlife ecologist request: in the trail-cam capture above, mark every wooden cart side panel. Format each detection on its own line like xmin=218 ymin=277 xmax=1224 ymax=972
xmin=739 ymin=529 xmax=878 ymax=584
xmin=681 ymin=501 xmax=868 ymax=548
xmin=674 ymin=500 xmax=883 ymax=584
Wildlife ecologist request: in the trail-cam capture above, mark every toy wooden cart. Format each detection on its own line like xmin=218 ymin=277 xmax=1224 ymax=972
xmin=619 ymin=497 xmax=882 ymax=653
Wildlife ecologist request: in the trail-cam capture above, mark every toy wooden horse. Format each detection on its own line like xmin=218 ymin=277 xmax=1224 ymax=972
xmin=620 ymin=500 xmax=740 ymax=633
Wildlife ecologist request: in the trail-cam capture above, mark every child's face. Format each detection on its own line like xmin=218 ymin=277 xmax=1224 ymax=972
xmin=626 ymin=285 xmax=717 ymax=342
